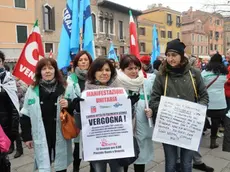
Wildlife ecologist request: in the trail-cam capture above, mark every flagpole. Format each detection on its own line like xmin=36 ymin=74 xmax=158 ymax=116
xmin=143 ymin=85 xmax=153 ymax=128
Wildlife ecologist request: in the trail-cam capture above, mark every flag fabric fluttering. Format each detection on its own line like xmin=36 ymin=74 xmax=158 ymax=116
xmin=13 ymin=20 xmax=44 ymax=85
xmin=108 ymin=42 xmax=118 ymax=62
xmin=151 ymin=24 xmax=160 ymax=64
xmin=57 ymin=0 xmax=95 ymax=69
xmin=57 ymin=0 xmax=78 ymax=69
xmin=129 ymin=10 xmax=140 ymax=59
xmin=82 ymin=0 xmax=96 ymax=59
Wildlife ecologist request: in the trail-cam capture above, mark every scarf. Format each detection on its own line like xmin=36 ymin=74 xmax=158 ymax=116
xmin=39 ymin=78 xmax=57 ymax=93
xmin=117 ymin=70 xmax=144 ymax=92
xmin=0 ymin=67 xmax=5 ymax=80
xmin=75 ymin=67 xmax=87 ymax=81
xmin=85 ymin=76 xmax=122 ymax=90
xmin=0 ymin=71 xmax=20 ymax=113
xmin=166 ymin=63 xmax=186 ymax=74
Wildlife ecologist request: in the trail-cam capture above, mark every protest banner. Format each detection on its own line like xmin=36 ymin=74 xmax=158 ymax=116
xmin=152 ymin=96 xmax=207 ymax=151
xmin=80 ymin=87 xmax=134 ymax=161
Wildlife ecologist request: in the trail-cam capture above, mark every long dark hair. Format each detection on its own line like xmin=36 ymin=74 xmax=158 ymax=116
xmin=160 ymin=54 xmax=188 ymax=75
xmin=87 ymin=58 xmax=116 ymax=84
xmin=206 ymin=53 xmax=228 ymax=75
xmin=32 ymin=58 xmax=67 ymax=87
xmin=73 ymin=51 xmax=93 ymax=69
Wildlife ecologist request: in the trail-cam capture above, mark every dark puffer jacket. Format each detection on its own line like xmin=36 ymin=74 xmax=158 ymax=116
xmin=0 ymin=72 xmax=19 ymax=141
xmin=149 ymin=63 xmax=209 ymax=119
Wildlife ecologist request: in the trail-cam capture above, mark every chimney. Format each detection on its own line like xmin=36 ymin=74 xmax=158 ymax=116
xmin=189 ymin=6 xmax=193 ymax=12
xmin=158 ymin=3 xmax=162 ymax=7
xmin=166 ymin=6 xmax=170 ymax=8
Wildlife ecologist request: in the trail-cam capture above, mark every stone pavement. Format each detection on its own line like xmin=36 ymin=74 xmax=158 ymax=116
xmin=10 ymin=131 xmax=230 ymax=172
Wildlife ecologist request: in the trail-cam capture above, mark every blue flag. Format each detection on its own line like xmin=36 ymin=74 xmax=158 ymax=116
xmin=57 ymin=0 xmax=80 ymax=69
xmin=82 ymin=0 xmax=95 ymax=59
xmin=108 ymin=42 xmax=118 ymax=62
xmin=151 ymin=24 xmax=160 ymax=64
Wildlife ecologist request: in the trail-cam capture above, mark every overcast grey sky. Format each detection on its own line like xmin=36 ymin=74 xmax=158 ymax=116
xmin=110 ymin=0 xmax=230 ymax=14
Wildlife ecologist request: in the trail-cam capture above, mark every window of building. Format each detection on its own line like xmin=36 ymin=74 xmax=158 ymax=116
xmin=120 ymin=46 xmax=124 ymax=54
xmin=92 ymin=13 xmax=96 ymax=33
xmin=192 ymin=46 xmax=194 ymax=54
xmin=114 ymin=48 xmax=118 ymax=55
xmin=192 ymin=34 xmax=194 ymax=41
xmin=210 ymin=44 xmax=213 ymax=50
xmin=206 ymin=46 xmax=208 ymax=54
xmin=16 ymin=25 xmax=27 ymax=43
xmin=14 ymin=0 xmax=26 ymax=8
xmin=105 ymin=18 xmax=109 ymax=35
xmin=215 ymin=31 xmax=219 ymax=40
xmin=215 ymin=44 xmax=218 ymax=50
xmin=210 ymin=31 xmax=213 ymax=39
xmin=176 ymin=16 xmax=181 ymax=26
xmin=161 ymin=30 xmax=166 ymax=38
xmin=198 ymin=46 xmax=200 ymax=54
xmin=110 ymin=19 xmax=114 ymax=34
xmin=139 ymin=27 xmax=145 ymax=36
xmin=43 ymin=5 xmax=55 ymax=31
xmin=177 ymin=32 xmax=180 ymax=39
xmin=216 ymin=20 xmax=220 ymax=25
xmin=140 ymin=43 xmax=146 ymax=52
xmin=167 ymin=13 xmax=172 ymax=25
xmin=119 ymin=21 xmax=123 ymax=39
xmin=168 ymin=31 xmax=172 ymax=39
xmin=45 ymin=43 xmax=53 ymax=53
xmin=101 ymin=47 xmax=107 ymax=56
xmin=99 ymin=17 xmax=104 ymax=32
xmin=201 ymin=46 xmax=203 ymax=54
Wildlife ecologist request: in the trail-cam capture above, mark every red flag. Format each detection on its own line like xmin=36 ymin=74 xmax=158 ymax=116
xmin=129 ymin=10 xmax=140 ymax=59
xmin=49 ymin=49 xmax=53 ymax=58
xmin=13 ymin=20 xmax=44 ymax=85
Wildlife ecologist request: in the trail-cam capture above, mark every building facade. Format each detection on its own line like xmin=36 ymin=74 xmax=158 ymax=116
xmin=0 ymin=0 xmax=35 ymax=64
xmin=181 ymin=17 xmax=208 ymax=56
xmin=35 ymin=0 xmax=66 ymax=58
xmin=137 ymin=18 xmax=164 ymax=55
xmin=182 ymin=7 xmax=224 ymax=55
xmin=224 ymin=17 xmax=230 ymax=55
xmin=91 ymin=0 xmax=141 ymax=58
xmin=138 ymin=4 xmax=181 ymax=55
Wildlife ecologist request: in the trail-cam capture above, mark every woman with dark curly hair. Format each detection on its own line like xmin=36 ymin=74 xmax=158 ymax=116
xmin=20 ymin=58 xmax=77 ymax=172
xmin=202 ymin=53 xmax=228 ymax=149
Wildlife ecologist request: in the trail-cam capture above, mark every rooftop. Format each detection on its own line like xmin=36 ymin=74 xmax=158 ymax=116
xmin=97 ymin=0 xmax=142 ymax=16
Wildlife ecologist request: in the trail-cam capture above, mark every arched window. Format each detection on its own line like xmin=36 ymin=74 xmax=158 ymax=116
xmin=43 ymin=5 xmax=55 ymax=31
xmin=92 ymin=13 xmax=96 ymax=33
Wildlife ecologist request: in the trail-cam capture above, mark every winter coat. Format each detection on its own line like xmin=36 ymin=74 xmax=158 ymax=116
xmin=201 ymin=70 xmax=227 ymax=110
xmin=20 ymin=84 xmax=76 ymax=172
xmin=134 ymin=73 xmax=155 ymax=164
xmin=0 ymin=71 xmax=19 ymax=141
xmin=149 ymin=63 xmax=209 ymax=119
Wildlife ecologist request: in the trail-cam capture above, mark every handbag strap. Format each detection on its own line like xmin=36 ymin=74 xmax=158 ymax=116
xmin=206 ymin=75 xmax=220 ymax=89
xmin=164 ymin=70 xmax=198 ymax=100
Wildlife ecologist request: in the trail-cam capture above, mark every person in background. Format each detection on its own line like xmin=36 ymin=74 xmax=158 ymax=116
xmin=20 ymin=58 xmax=76 ymax=172
xmin=4 ymin=64 xmax=10 ymax=72
xmin=109 ymin=58 xmax=116 ymax=68
xmin=67 ymin=50 xmax=94 ymax=172
xmin=139 ymin=55 xmax=154 ymax=74
xmin=0 ymin=51 xmax=20 ymax=159
xmin=153 ymin=60 xmax=162 ymax=74
xmin=201 ymin=53 xmax=228 ymax=149
xmin=149 ymin=39 xmax=209 ymax=172
xmin=117 ymin=55 xmax=155 ymax=172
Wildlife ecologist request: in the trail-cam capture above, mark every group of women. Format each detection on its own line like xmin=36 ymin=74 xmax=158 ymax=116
xmin=18 ymin=38 xmax=229 ymax=172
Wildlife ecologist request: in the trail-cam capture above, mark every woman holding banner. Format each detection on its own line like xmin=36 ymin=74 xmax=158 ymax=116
xmin=20 ymin=58 xmax=76 ymax=172
xmin=117 ymin=55 xmax=155 ymax=172
xmin=82 ymin=57 xmax=125 ymax=172
xmin=149 ymin=39 xmax=209 ymax=172
xmin=67 ymin=50 xmax=94 ymax=172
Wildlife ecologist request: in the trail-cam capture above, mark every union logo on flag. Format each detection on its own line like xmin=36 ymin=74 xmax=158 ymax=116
xmin=91 ymin=106 xmax=96 ymax=113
